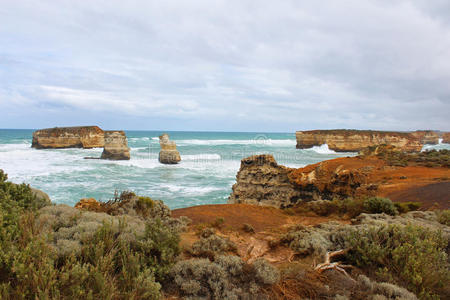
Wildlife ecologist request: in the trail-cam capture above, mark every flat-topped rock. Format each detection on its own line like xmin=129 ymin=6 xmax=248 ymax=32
xmin=32 ymin=126 xmax=105 ymax=149
xmin=159 ymin=133 xmax=181 ymax=164
xmin=296 ymin=129 xmax=422 ymax=152
xmin=100 ymin=131 xmax=130 ymax=160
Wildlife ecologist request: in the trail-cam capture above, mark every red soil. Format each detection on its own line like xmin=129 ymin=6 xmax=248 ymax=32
xmin=172 ymin=204 xmax=346 ymax=232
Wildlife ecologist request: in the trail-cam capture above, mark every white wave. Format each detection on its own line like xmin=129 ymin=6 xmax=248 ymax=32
xmin=151 ymin=137 xmax=159 ymax=141
xmin=181 ymin=154 xmax=221 ymax=161
xmin=129 ymin=137 xmax=150 ymax=142
xmin=109 ymin=159 xmax=162 ymax=169
xmin=0 ymin=144 xmax=95 ymax=180
xmin=158 ymin=184 xmax=223 ymax=196
xmin=307 ymin=144 xmax=337 ymax=154
xmin=176 ymin=139 xmax=296 ymax=146
xmin=438 ymin=138 xmax=443 ymax=144
xmin=0 ymin=143 xmax=31 ymax=150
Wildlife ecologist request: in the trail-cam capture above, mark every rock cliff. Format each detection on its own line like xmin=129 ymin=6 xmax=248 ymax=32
xmin=100 ymin=131 xmax=130 ymax=160
xmin=410 ymin=130 xmax=439 ymax=145
xmin=32 ymin=126 xmax=105 ymax=149
xmin=295 ymin=129 xmax=422 ymax=152
xmin=442 ymin=132 xmax=450 ymax=144
xmin=229 ymin=153 xmax=449 ymax=209
xmin=159 ymin=133 xmax=181 ymax=164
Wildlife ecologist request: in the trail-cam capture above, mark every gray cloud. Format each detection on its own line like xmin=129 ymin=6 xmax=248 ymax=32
xmin=0 ymin=0 xmax=449 ymax=131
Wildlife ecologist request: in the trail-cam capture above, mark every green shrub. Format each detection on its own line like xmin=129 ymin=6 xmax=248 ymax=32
xmin=373 ymin=148 xmax=450 ymax=168
xmin=436 ymin=209 xmax=450 ymax=226
xmin=394 ymin=202 xmax=422 ymax=214
xmin=136 ymin=196 xmax=155 ymax=217
xmin=170 ymin=256 xmax=279 ymax=299
xmin=356 ymin=275 xmax=418 ymax=300
xmin=346 ymin=224 xmax=449 ymax=299
xmin=282 ymin=222 xmax=354 ymax=257
xmin=190 ymin=233 xmax=237 ymax=258
xmin=363 ymin=197 xmax=398 ymax=216
xmin=294 ymin=198 xmax=365 ymax=218
xmin=212 ymin=217 xmax=225 ymax=228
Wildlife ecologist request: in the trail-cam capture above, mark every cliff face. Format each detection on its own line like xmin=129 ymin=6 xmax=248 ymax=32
xmin=159 ymin=133 xmax=181 ymax=164
xmin=296 ymin=130 xmax=422 ymax=152
xmin=229 ymin=154 xmax=450 ymax=209
xmin=100 ymin=131 xmax=130 ymax=160
xmin=442 ymin=132 xmax=450 ymax=144
xmin=410 ymin=130 xmax=439 ymax=145
xmin=32 ymin=126 xmax=105 ymax=149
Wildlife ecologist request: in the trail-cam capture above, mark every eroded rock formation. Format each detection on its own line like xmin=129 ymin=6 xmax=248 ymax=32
xmin=100 ymin=131 xmax=130 ymax=160
xmin=159 ymin=133 xmax=181 ymax=164
xmin=442 ymin=132 xmax=450 ymax=144
xmin=295 ymin=129 xmax=422 ymax=152
xmin=228 ymin=155 xmax=301 ymax=208
xmin=32 ymin=126 xmax=105 ymax=149
xmin=410 ymin=130 xmax=439 ymax=145
xmin=229 ymin=153 xmax=450 ymax=209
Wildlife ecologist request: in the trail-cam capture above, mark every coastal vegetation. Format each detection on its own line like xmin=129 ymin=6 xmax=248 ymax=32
xmin=366 ymin=146 xmax=450 ymax=168
xmin=1 ymin=161 xmax=449 ymax=299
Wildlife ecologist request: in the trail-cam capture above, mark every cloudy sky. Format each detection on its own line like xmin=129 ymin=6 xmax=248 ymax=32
xmin=1 ymin=0 xmax=449 ymax=132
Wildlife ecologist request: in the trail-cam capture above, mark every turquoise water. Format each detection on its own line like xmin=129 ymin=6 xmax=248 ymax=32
xmin=1 ymin=129 xmax=447 ymax=209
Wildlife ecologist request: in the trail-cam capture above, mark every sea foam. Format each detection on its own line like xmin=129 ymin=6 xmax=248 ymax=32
xmin=307 ymin=144 xmax=337 ymax=154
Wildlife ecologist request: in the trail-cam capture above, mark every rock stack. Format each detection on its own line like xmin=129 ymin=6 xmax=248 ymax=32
xmin=31 ymin=126 xmax=105 ymax=149
xmin=158 ymin=133 xmax=181 ymax=164
xmin=100 ymin=131 xmax=131 ymax=160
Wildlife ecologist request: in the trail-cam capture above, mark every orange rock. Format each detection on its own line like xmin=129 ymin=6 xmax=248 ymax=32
xmin=75 ymin=198 xmax=103 ymax=211
xmin=32 ymin=126 xmax=105 ymax=149
xmin=229 ymin=154 xmax=450 ymax=209
xmin=296 ymin=129 xmax=423 ymax=152
xmin=442 ymin=132 xmax=450 ymax=144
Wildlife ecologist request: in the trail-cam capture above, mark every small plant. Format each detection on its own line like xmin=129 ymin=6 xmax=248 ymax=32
xmin=189 ymin=233 xmax=237 ymax=258
xmin=136 ymin=196 xmax=155 ymax=217
xmin=394 ymin=202 xmax=422 ymax=214
xmin=363 ymin=197 xmax=398 ymax=215
xmin=436 ymin=209 xmax=450 ymax=226
xmin=212 ymin=217 xmax=225 ymax=228
xmin=242 ymin=223 xmax=255 ymax=233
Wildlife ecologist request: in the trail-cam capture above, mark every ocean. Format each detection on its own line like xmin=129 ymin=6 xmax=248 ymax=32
xmin=0 ymin=129 xmax=447 ymax=209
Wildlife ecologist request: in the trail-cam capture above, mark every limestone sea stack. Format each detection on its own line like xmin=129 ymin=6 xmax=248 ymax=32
xmin=32 ymin=126 xmax=104 ymax=149
xmin=296 ymin=129 xmax=422 ymax=152
xmin=158 ymin=133 xmax=181 ymax=164
xmin=100 ymin=131 xmax=130 ymax=160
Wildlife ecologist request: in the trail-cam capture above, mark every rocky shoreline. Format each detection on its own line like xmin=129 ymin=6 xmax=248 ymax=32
xmin=2 ymin=129 xmax=450 ymax=299
xmin=229 ymin=148 xmax=450 ymax=209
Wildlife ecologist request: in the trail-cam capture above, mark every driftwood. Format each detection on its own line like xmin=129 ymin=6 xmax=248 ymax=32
xmin=314 ymin=249 xmax=355 ymax=281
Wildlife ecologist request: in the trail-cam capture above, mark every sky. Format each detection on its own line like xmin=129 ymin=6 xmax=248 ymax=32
xmin=0 ymin=0 xmax=449 ymax=132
